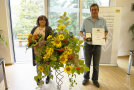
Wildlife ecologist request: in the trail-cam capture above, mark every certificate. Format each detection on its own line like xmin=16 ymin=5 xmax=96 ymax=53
xmin=92 ymin=28 xmax=105 ymax=45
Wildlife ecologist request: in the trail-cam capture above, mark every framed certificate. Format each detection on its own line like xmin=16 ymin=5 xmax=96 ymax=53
xmin=92 ymin=28 xmax=105 ymax=45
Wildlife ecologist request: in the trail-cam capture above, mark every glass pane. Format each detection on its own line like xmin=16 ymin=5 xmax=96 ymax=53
xmin=10 ymin=0 xmax=44 ymax=63
xmin=48 ymin=0 xmax=79 ymax=35
xmin=82 ymin=0 xmax=110 ymax=20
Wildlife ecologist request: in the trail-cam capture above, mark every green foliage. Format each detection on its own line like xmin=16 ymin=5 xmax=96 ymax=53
xmin=129 ymin=24 xmax=134 ymax=40
xmin=12 ymin=0 xmax=44 ymax=36
xmin=0 ymin=34 xmax=8 ymax=46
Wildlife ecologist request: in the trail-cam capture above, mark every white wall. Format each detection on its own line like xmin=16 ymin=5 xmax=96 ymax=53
xmin=111 ymin=0 xmax=134 ymax=56
xmin=0 ymin=0 xmax=14 ymax=64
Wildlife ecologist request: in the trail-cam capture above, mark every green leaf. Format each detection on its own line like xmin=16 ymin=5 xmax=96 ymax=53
xmin=50 ymin=55 xmax=57 ymax=61
xmin=65 ymin=17 xmax=69 ymax=21
xmin=81 ymin=45 xmax=84 ymax=47
xmin=34 ymin=76 xmax=38 ymax=81
xmin=50 ymin=75 xmax=53 ymax=80
xmin=58 ymin=19 xmax=63 ymax=23
xmin=56 ymin=28 xmax=61 ymax=32
xmin=79 ymin=40 xmax=83 ymax=44
xmin=59 ymin=16 xmax=63 ymax=19
xmin=79 ymin=60 xmax=84 ymax=65
xmin=63 ymin=12 xmax=67 ymax=16
xmin=85 ymin=66 xmax=90 ymax=72
xmin=38 ymin=72 xmax=42 ymax=78
xmin=75 ymin=46 xmax=80 ymax=53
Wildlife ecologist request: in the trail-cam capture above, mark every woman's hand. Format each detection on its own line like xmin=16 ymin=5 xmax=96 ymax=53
xmin=38 ymin=40 xmax=46 ymax=47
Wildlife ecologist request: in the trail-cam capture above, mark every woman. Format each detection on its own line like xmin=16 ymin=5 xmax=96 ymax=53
xmin=30 ymin=15 xmax=52 ymax=85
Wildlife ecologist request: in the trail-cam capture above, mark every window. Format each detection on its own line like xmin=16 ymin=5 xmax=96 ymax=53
xmin=48 ymin=0 xmax=80 ymax=35
xmin=48 ymin=0 xmax=110 ymax=35
xmin=82 ymin=0 xmax=110 ymax=20
xmin=10 ymin=0 xmax=44 ymax=63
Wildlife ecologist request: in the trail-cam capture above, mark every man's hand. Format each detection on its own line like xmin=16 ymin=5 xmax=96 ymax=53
xmin=82 ymin=36 xmax=87 ymax=41
xmin=86 ymin=38 xmax=92 ymax=42
xmin=80 ymin=31 xmax=92 ymax=42
xmin=103 ymin=36 xmax=107 ymax=41
xmin=103 ymin=32 xmax=108 ymax=41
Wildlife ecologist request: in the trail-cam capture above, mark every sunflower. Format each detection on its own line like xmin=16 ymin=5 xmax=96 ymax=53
xmin=47 ymin=35 xmax=52 ymax=40
xmin=51 ymin=38 xmax=62 ymax=48
xmin=58 ymin=34 xmax=64 ymax=40
xmin=64 ymin=47 xmax=72 ymax=55
xmin=58 ymin=25 xmax=66 ymax=29
xmin=38 ymin=66 xmax=44 ymax=72
xmin=43 ymin=53 xmax=50 ymax=60
xmin=64 ymin=65 xmax=73 ymax=74
xmin=60 ymin=55 xmax=68 ymax=63
xmin=67 ymin=48 xmax=72 ymax=55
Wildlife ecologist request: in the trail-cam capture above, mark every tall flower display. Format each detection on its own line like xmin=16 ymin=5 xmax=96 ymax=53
xmin=33 ymin=12 xmax=89 ymax=89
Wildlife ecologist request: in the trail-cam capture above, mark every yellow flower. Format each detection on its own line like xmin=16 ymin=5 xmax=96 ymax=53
xmin=58 ymin=34 xmax=64 ymax=40
xmin=38 ymin=66 xmax=44 ymax=72
xmin=64 ymin=65 xmax=73 ymax=74
xmin=64 ymin=46 xmax=69 ymax=50
xmin=64 ymin=47 xmax=72 ymax=55
xmin=58 ymin=25 xmax=66 ymax=29
xmin=47 ymin=35 xmax=52 ymax=39
xmin=45 ymin=47 xmax=54 ymax=55
xmin=43 ymin=54 xmax=50 ymax=60
xmin=27 ymin=34 xmax=32 ymax=40
xmin=51 ymin=38 xmax=62 ymax=48
xmin=49 ymin=48 xmax=54 ymax=54
xmin=67 ymin=48 xmax=72 ymax=55
xmin=60 ymin=55 xmax=68 ymax=63
xmin=27 ymin=43 xmax=29 ymax=46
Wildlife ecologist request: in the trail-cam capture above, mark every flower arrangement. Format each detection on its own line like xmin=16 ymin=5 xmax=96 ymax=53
xmin=26 ymin=34 xmax=43 ymax=49
xmin=32 ymin=12 xmax=89 ymax=88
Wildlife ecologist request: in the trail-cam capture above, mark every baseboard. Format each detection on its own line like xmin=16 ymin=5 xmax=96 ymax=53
xmin=118 ymin=51 xmax=129 ymax=56
xmin=5 ymin=63 xmax=13 ymax=66
xmin=99 ymin=64 xmax=118 ymax=66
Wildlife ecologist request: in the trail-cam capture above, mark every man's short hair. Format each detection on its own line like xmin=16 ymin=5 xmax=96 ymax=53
xmin=90 ymin=3 xmax=99 ymax=11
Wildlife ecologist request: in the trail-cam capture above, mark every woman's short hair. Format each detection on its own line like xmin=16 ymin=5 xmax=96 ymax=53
xmin=90 ymin=3 xmax=99 ymax=11
xmin=36 ymin=15 xmax=49 ymax=26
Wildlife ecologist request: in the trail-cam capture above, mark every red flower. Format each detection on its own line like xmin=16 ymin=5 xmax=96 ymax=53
xmin=64 ymin=39 xmax=68 ymax=44
xmin=76 ymin=67 xmax=80 ymax=70
xmin=34 ymin=34 xmax=39 ymax=39
xmin=28 ymin=39 xmax=31 ymax=42
xmin=58 ymin=48 xmax=64 ymax=52
xmin=68 ymin=55 xmax=74 ymax=60
xmin=45 ymin=62 xmax=50 ymax=65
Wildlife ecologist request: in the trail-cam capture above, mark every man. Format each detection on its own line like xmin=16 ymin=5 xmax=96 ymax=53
xmin=80 ymin=3 xmax=108 ymax=88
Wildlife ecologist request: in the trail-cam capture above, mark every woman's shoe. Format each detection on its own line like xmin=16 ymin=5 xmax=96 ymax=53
xmin=46 ymin=76 xmax=50 ymax=84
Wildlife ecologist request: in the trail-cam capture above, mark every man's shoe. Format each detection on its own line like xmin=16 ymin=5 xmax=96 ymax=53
xmin=46 ymin=76 xmax=50 ymax=84
xmin=93 ymin=81 xmax=100 ymax=88
xmin=82 ymin=79 xmax=89 ymax=85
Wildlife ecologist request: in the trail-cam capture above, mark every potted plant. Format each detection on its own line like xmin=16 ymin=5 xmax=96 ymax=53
xmin=129 ymin=24 xmax=134 ymax=66
xmin=0 ymin=30 xmax=8 ymax=46
xmin=129 ymin=24 xmax=134 ymax=40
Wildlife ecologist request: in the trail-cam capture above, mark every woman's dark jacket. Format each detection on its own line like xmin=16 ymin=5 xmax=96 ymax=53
xmin=30 ymin=26 xmax=52 ymax=66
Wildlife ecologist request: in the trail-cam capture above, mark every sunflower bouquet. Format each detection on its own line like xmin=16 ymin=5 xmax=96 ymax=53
xmin=34 ymin=12 xmax=89 ymax=88
xmin=26 ymin=34 xmax=43 ymax=49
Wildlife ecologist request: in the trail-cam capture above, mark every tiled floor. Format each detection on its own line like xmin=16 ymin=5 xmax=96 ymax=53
xmin=1 ymin=56 xmax=134 ymax=90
